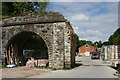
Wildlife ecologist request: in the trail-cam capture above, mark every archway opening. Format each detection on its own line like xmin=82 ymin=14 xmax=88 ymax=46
xmin=6 ymin=31 xmax=48 ymax=67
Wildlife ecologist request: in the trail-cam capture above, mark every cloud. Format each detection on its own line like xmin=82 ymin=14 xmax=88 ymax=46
xmin=71 ymin=13 xmax=118 ymax=42
xmin=70 ymin=14 xmax=90 ymax=22
xmin=74 ymin=29 xmax=104 ymax=42
xmin=50 ymin=0 xmax=119 ymax=2
xmin=49 ymin=2 xmax=118 ymax=42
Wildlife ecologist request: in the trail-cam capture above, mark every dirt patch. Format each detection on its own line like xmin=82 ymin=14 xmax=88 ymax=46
xmin=1 ymin=66 xmax=51 ymax=78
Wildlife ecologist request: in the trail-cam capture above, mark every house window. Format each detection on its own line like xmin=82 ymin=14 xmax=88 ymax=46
xmin=86 ymin=45 xmax=88 ymax=48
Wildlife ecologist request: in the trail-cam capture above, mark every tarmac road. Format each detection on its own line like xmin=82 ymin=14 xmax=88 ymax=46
xmin=28 ymin=56 xmax=118 ymax=78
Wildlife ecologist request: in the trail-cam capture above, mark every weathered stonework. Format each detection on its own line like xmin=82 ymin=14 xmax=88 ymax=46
xmin=1 ymin=12 xmax=76 ymax=69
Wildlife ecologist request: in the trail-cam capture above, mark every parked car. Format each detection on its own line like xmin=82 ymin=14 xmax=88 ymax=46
xmin=91 ymin=53 xmax=100 ymax=59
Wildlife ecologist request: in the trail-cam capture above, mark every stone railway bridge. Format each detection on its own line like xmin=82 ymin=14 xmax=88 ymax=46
xmin=1 ymin=12 xmax=76 ymax=69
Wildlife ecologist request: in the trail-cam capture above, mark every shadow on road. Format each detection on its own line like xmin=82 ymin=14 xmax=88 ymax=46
xmin=75 ymin=62 xmax=83 ymax=67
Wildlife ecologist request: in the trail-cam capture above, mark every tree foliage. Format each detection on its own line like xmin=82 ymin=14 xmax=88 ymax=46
xmin=74 ymin=33 xmax=94 ymax=52
xmin=103 ymin=28 xmax=120 ymax=45
xmin=94 ymin=40 xmax=102 ymax=48
xmin=2 ymin=2 xmax=15 ymax=16
xmin=74 ymin=34 xmax=80 ymax=52
xmin=2 ymin=2 xmax=49 ymax=18
xmin=79 ymin=40 xmax=94 ymax=47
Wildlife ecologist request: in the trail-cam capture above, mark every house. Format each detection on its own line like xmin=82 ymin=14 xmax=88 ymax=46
xmin=78 ymin=44 xmax=97 ymax=56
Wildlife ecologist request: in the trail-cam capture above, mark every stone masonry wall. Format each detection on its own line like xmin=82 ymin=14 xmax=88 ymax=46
xmin=1 ymin=12 xmax=75 ymax=69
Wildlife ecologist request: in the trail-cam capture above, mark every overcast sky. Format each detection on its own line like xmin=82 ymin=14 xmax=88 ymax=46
xmin=48 ymin=2 xmax=118 ymax=42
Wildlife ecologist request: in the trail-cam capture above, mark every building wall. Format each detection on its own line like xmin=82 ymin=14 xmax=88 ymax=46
xmin=79 ymin=44 xmax=97 ymax=56
xmin=64 ymin=22 xmax=76 ymax=68
xmin=101 ymin=45 xmax=120 ymax=67
xmin=101 ymin=45 xmax=119 ymax=60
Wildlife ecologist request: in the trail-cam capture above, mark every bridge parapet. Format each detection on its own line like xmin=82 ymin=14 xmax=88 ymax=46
xmin=2 ymin=12 xmax=66 ymax=27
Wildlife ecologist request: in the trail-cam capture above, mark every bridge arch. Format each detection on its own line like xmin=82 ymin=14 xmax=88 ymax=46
xmin=6 ymin=31 xmax=49 ymax=66
xmin=2 ymin=12 xmax=76 ymax=69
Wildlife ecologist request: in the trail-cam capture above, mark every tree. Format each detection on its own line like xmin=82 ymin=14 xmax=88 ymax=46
xmin=79 ymin=40 xmax=94 ymax=47
xmin=2 ymin=2 xmax=49 ymax=18
xmin=79 ymin=40 xmax=86 ymax=47
xmin=12 ymin=2 xmax=30 ymax=15
xmin=109 ymin=28 xmax=120 ymax=45
xmin=74 ymin=34 xmax=80 ymax=52
xmin=102 ymin=41 xmax=112 ymax=45
xmin=2 ymin=2 xmax=15 ymax=16
xmin=103 ymin=28 xmax=120 ymax=45
xmin=94 ymin=40 xmax=103 ymax=48
xmin=74 ymin=34 xmax=95 ymax=52
xmin=86 ymin=41 xmax=94 ymax=46
xmin=94 ymin=41 xmax=98 ymax=47
xmin=38 ymin=2 xmax=49 ymax=13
